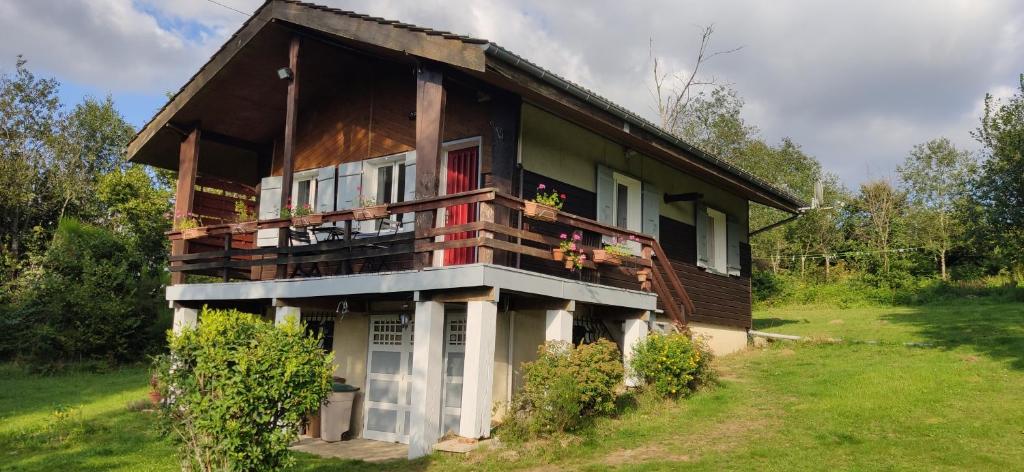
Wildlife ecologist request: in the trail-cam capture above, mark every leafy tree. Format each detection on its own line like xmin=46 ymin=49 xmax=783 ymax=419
xmin=973 ymin=74 xmax=1024 ymax=278
xmin=155 ymin=308 xmax=333 ymax=472
xmin=851 ymin=180 xmax=907 ymax=274
xmin=0 ymin=56 xmax=62 ymax=261
xmin=97 ymin=166 xmax=172 ymax=271
xmin=897 ymin=138 xmax=976 ymax=280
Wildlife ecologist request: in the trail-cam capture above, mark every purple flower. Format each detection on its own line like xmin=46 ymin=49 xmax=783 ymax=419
xmin=560 ymin=233 xmax=568 ymax=239
xmin=572 ymin=233 xmax=582 ymax=241
xmin=537 ymin=183 xmax=547 ymax=190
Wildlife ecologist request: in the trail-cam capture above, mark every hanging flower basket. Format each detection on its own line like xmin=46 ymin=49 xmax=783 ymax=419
xmin=180 ymin=227 xmax=208 ymax=240
xmin=353 ymin=205 xmax=389 ymax=221
xmin=552 ymin=248 xmax=565 ymax=261
xmin=524 ymin=201 xmax=557 ymax=222
xmin=232 ymin=221 xmax=258 ymax=233
xmin=592 ymin=249 xmax=622 ymax=266
xmin=291 ymin=214 xmax=324 ymax=228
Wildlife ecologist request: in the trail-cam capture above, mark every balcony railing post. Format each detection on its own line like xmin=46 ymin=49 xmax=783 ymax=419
xmin=222 ymin=233 xmax=232 ymax=282
xmin=477 ymin=201 xmax=495 ymax=264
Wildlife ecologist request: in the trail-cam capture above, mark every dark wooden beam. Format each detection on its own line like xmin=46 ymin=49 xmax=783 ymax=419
xmin=172 ymin=126 xmax=201 ymax=285
xmin=413 ymin=64 xmax=446 ymax=269
xmin=664 ymin=192 xmax=703 ymax=203
xmin=277 ymin=35 xmax=301 ymax=278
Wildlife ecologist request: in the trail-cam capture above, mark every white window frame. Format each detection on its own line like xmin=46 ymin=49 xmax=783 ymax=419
xmin=611 ymin=171 xmax=643 ymax=254
xmin=360 ymin=152 xmax=412 ymax=233
xmin=290 ymin=169 xmax=319 ymax=211
xmin=706 ymin=207 xmax=728 ymax=274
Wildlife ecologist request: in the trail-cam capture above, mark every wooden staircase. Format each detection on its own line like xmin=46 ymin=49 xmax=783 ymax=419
xmin=642 ymin=240 xmax=696 ymax=328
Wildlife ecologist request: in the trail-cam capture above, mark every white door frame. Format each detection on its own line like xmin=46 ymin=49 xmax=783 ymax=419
xmin=363 ymin=314 xmax=415 ymax=443
xmin=612 ymin=171 xmax=643 ymax=253
xmin=434 ymin=137 xmax=483 ymax=267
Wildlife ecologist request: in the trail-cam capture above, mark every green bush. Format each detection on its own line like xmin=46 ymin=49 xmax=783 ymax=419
xmin=629 ymin=333 xmax=714 ymax=397
xmin=154 ymin=307 xmax=333 ymax=472
xmin=503 ymin=339 xmax=623 ymax=438
xmin=0 ymin=219 xmax=168 ymax=367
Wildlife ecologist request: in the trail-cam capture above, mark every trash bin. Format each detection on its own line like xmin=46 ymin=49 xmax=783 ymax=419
xmin=321 ymin=383 xmax=359 ymax=442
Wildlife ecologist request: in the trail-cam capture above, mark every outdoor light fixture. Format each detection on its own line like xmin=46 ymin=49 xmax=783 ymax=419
xmin=277 ymin=66 xmax=293 ymax=80
xmin=399 ymin=313 xmax=411 ymax=331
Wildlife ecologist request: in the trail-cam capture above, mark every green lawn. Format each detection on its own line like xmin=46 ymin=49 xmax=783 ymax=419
xmin=2 ymin=300 xmax=1022 ymax=471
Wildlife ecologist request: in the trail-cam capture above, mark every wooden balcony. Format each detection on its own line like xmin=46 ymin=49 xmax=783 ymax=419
xmin=167 ymin=188 xmax=695 ymax=325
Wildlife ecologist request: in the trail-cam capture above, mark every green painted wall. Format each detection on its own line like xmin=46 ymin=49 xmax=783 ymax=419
xmin=519 ymin=104 xmax=748 ymax=241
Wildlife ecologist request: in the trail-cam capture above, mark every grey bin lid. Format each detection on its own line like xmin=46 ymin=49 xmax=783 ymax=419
xmin=331 ymin=383 xmax=359 ymax=392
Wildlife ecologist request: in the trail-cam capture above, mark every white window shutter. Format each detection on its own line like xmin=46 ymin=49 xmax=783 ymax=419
xmin=336 ymin=161 xmax=363 ymax=210
xmin=257 ymin=176 xmax=283 ymax=247
xmin=641 ymin=182 xmax=660 ymax=241
xmin=316 ymin=166 xmax=336 ymax=213
xmin=596 ymin=165 xmax=614 ymax=226
xmin=726 ymin=213 xmax=740 ymax=275
xmin=695 ymin=203 xmax=708 ymax=268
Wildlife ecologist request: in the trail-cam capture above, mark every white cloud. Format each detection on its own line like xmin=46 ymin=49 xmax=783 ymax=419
xmin=4 ymin=0 xmax=1022 ymax=186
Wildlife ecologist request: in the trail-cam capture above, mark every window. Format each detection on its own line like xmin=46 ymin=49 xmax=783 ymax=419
xmin=362 ymin=153 xmax=410 ymax=231
xmin=291 ymin=169 xmax=318 ymax=210
xmin=611 ymin=173 xmax=642 ymax=232
xmin=705 ymin=208 xmax=728 ymax=274
xmin=303 ymin=313 xmax=335 ymax=353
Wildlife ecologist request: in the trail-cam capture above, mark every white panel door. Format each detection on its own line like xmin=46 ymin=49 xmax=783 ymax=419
xmin=440 ymin=313 xmax=466 ymax=436
xmin=363 ymin=315 xmax=414 ymax=443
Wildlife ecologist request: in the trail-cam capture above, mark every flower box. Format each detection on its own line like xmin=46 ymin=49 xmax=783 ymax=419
xmin=232 ymin=221 xmax=258 ymax=233
xmin=552 ymin=248 xmax=565 ymax=261
xmin=564 ymin=259 xmax=576 ymax=270
xmin=181 ymin=227 xmax=208 ymax=240
xmin=353 ymin=205 xmax=389 ymax=221
xmin=291 ymin=214 xmax=324 ymax=227
xmin=592 ymin=249 xmax=622 ymax=266
xmin=524 ymin=201 xmax=557 ymax=222
xmin=636 ymin=268 xmax=651 ymax=282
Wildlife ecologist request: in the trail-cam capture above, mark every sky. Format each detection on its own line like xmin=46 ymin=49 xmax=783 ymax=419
xmin=1 ymin=0 xmax=1021 ymax=187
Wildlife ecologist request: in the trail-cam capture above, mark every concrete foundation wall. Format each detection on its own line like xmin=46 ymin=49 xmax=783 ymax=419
xmin=689 ymin=321 xmax=748 ymax=356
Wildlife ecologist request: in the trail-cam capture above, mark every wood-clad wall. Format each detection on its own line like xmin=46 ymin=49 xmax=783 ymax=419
xmin=268 ymin=56 xmax=496 ymax=184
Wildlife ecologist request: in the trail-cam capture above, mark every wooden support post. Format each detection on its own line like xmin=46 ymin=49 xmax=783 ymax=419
xmin=277 ymin=35 xmax=301 ymax=279
xmin=222 ymin=234 xmax=231 ymax=282
xmin=171 ymin=127 xmax=201 ymax=285
xmin=413 ymin=65 xmax=446 ymax=270
xmin=477 ymin=201 xmax=495 ymax=264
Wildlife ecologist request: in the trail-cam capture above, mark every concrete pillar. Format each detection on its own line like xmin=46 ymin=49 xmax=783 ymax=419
xmin=544 ymin=308 xmax=573 ymax=343
xmin=172 ymin=306 xmax=198 ymax=334
xmin=622 ymin=315 xmax=650 ymax=387
xmin=408 ymin=300 xmax=444 ymax=459
xmin=460 ymin=300 xmax=497 ymax=439
xmin=275 ymin=306 xmax=300 ymax=326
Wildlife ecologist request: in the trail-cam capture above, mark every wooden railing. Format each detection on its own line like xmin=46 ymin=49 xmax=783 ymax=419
xmin=167 ymin=188 xmax=694 ymax=326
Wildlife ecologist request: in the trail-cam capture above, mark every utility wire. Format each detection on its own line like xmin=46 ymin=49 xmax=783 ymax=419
xmin=203 ymin=0 xmax=251 ymax=16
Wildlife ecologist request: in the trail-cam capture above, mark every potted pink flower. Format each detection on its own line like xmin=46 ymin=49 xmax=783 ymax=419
xmin=284 ymin=201 xmax=323 ymax=227
xmin=555 ymin=231 xmax=586 ymax=270
xmin=524 ymin=183 xmax=564 ymax=222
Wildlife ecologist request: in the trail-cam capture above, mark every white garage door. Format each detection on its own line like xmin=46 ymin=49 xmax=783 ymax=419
xmin=363 ymin=315 xmax=414 ymax=443
xmin=363 ymin=313 xmax=467 ymax=444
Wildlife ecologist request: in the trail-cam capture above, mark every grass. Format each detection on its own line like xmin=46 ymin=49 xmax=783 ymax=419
xmin=2 ymin=299 xmax=1023 ymax=470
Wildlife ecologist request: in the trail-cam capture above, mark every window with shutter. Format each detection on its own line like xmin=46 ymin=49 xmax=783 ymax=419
xmin=257 ymin=176 xmax=282 ymax=247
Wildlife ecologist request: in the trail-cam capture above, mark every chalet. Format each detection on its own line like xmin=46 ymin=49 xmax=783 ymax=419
xmin=128 ymin=0 xmax=804 ymax=459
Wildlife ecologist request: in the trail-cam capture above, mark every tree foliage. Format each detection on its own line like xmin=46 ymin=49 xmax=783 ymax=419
xmin=155 ymin=308 xmax=333 ymax=472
